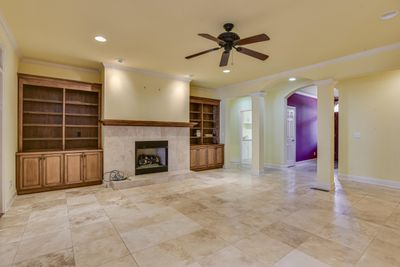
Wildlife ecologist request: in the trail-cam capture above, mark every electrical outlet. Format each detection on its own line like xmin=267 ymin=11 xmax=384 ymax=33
xmin=9 ymin=180 xmax=13 ymax=189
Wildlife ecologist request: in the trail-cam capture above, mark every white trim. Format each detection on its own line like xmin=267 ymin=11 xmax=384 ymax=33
xmin=0 ymin=9 xmax=18 ymax=50
xmin=295 ymin=158 xmax=317 ymax=165
xmin=285 ymin=106 xmax=297 ymax=167
xmin=250 ymin=91 xmax=266 ymax=97
xmin=339 ymin=174 xmax=400 ymax=189
xmin=293 ymin=91 xmax=317 ymax=99
xmin=4 ymin=191 xmax=16 ymax=213
xmin=0 ymin=46 xmax=3 ymax=214
xmin=313 ymin=79 xmax=337 ymax=87
xmin=264 ymin=163 xmax=289 ymax=169
xmin=251 ymin=169 xmax=264 ymax=176
xmin=21 ymin=58 xmax=100 ymax=74
xmin=217 ymin=42 xmax=400 ymax=92
xmin=103 ymin=63 xmax=192 ymax=83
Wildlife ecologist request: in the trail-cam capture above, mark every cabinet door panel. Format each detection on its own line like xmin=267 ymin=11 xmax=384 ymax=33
xmin=198 ymin=148 xmax=207 ymax=168
xmin=216 ymin=147 xmax=223 ymax=165
xmin=19 ymin=156 xmax=42 ymax=190
xmin=190 ymin=149 xmax=198 ymax=169
xmin=207 ymin=147 xmax=216 ymax=167
xmin=65 ymin=153 xmax=83 ymax=184
xmin=43 ymin=154 xmax=64 ymax=187
xmin=84 ymin=152 xmax=102 ymax=182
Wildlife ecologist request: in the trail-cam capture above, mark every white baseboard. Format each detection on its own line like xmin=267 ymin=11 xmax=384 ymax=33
xmin=264 ymin=163 xmax=289 ymax=170
xmin=339 ymin=174 xmax=400 ymax=189
xmin=4 ymin=191 xmax=16 ymax=213
xmin=296 ymin=158 xmax=317 ymax=165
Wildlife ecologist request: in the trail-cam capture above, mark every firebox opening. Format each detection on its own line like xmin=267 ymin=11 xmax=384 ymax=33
xmin=135 ymin=141 xmax=168 ymax=175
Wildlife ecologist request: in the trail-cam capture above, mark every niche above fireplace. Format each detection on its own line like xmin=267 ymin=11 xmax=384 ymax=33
xmin=135 ymin=140 xmax=168 ymax=175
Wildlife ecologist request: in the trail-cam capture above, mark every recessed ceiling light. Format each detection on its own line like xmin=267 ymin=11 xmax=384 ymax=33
xmin=223 ymin=69 xmax=231 ymax=73
xmin=380 ymin=10 xmax=399 ymax=20
xmin=289 ymin=77 xmax=297 ymax=82
xmin=94 ymin=35 xmax=107 ymax=42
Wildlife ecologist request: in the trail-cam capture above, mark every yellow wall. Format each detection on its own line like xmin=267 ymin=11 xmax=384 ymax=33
xmin=103 ymin=66 xmax=190 ymax=122
xmin=0 ymin=26 xmax=18 ymax=211
xmin=339 ymin=70 xmax=400 ymax=182
xmin=18 ymin=60 xmax=101 ymax=83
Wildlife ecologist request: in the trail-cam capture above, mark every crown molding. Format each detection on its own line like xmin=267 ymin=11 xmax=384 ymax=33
xmin=250 ymin=91 xmax=266 ymax=97
xmin=21 ymin=58 xmax=101 ymax=73
xmin=0 ymin=8 xmax=18 ymax=52
xmin=217 ymin=42 xmax=400 ymax=92
xmin=103 ymin=63 xmax=192 ymax=83
xmin=313 ymin=79 xmax=337 ymax=87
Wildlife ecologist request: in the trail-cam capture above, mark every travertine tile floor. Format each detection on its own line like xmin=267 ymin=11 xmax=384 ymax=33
xmin=1 ymin=165 xmax=400 ymax=267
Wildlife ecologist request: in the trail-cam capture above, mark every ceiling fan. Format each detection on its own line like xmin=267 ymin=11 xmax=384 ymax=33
xmin=185 ymin=23 xmax=270 ymax=67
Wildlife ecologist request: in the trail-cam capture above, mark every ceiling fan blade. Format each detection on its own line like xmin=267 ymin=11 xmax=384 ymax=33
xmin=185 ymin=47 xmax=220 ymax=59
xmin=198 ymin=33 xmax=225 ymax=45
xmin=235 ymin=33 xmax=270 ymax=46
xmin=236 ymin=47 xmax=269 ymax=61
xmin=219 ymin=51 xmax=230 ymax=67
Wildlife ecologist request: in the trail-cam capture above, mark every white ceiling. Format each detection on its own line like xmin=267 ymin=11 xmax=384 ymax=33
xmin=0 ymin=0 xmax=399 ymax=88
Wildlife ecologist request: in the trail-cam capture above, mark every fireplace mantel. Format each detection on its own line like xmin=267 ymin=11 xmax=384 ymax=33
xmin=101 ymin=119 xmax=197 ymax=128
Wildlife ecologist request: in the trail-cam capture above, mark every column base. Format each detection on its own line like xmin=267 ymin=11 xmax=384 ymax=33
xmin=251 ymin=169 xmax=264 ymax=176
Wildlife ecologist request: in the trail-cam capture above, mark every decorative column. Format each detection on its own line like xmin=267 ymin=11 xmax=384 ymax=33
xmin=220 ymin=98 xmax=231 ymax=168
xmin=251 ymin=92 xmax=266 ymax=175
xmin=315 ymin=80 xmax=337 ymax=191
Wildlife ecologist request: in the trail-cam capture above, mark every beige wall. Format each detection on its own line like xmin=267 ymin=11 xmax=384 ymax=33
xmin=190 ymin=86 xmax=220 ymax=99
xmin=0 ymin=26 xmax=18 ymax=211
xmin=18 ymin=59 xmax=101 ymax=83
xmin=103 ymin=66 xmax=190 ymax=122
xmin=339 ymin=70 xmax=400 ymax=182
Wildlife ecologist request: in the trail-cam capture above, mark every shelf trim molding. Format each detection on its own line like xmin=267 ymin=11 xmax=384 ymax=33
xmin=101 ymin=119 xmax=196 ymax=128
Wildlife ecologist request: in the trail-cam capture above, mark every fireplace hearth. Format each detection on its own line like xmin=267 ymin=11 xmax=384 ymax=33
xmin=135 ymin=140 xmax=168 ymax=175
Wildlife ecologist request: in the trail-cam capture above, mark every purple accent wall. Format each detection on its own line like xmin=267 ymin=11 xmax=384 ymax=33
xmin=287 ymin=93 xmax=318 ymax=162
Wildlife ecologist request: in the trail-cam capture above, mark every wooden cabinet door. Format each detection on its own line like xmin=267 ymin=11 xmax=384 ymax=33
xmin=43 ymin=154 xmax=64 ymax=187
xmin=207 ymin=147 xmax=216 ymax=167
xmin=216 ymin=146 xmax=224 ymax=165
xmin=18 ymin=155 xmax=42 ymax=190
xmin=64 ymin=153 xmax=83 ymax=184
xmin=198 ymin=147 xmax=208 ymax=168
xmin=83 ymin=152 xmax=102 ymax=182
xmin=190 ymin=148 xmax=198 ymax=169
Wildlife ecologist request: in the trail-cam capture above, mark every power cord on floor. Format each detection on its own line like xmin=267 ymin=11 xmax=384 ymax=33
xmin=103 ymin=170 xmax=128 ymax=184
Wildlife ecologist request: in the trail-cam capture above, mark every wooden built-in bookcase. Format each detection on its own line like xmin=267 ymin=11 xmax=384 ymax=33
xmin=17 ymin=74 xmax=103 ymax=194
xmin=190 ymin=96 xmax=220 ymax=145
xmin=189 ymin=96 xmax=224 ymax=171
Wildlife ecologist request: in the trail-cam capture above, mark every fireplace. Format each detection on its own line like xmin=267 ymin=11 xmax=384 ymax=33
xmin=135 ymin=140 xmax=168 ymax=175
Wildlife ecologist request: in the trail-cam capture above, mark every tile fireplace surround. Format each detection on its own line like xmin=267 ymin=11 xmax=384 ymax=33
xmin=103 ymin=126 xmax=190 ymax=187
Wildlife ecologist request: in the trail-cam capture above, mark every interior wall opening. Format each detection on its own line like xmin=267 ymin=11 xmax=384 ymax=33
xmin=285 ymin=86 xmax=318 ymax=170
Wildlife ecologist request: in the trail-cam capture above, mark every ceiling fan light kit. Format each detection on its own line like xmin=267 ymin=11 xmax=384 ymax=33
xmin=185 ymin=23 xmax=270 ymax=67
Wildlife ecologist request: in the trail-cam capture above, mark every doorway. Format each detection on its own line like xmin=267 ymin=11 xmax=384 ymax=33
xmin=285 ymin=87 xmax=318 ymax=168
xmin=240 ymin=110 xmax=252 ymax=164
xmin=286 ymin=106 xmax=296 ymax=167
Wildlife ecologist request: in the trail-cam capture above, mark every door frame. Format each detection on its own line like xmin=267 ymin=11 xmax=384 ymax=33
xmin=0 ymin=46 xmax=4 ymax=214
xmin=239 ymin=109 xmax=252 ymax=164
xmin=285 ymin=106 xmax=297 ymax=167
